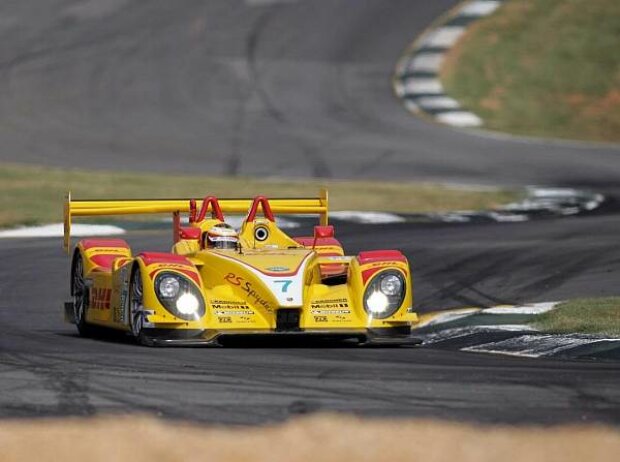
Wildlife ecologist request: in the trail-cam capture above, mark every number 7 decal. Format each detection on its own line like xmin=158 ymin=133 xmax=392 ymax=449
xmin=274 ymin=280 xmax=293 ymax=293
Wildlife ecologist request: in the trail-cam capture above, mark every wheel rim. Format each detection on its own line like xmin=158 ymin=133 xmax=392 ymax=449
xmin=73 ymin=257 xmax=86 ymax=324
xmin=130 ymin=271 xmax=145 ymax=338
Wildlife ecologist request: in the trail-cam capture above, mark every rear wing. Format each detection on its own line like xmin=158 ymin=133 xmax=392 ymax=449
xmin=63 ymin=189 xmax=329 ymax=252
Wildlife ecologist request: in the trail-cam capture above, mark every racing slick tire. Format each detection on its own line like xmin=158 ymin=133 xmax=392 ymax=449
xmin=71 ymin=253 xmax=96 ymax=337
xmin=128 ymin=266 xmax=150 ymax=346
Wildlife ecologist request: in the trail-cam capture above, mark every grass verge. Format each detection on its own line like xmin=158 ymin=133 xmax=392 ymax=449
xmin=0 ymin=163 xmax=518 ymax=228
xmin=534 ymin=297 xmax=620 ymax=336
xmin=441 ymin=0 xmax=620 ymax=142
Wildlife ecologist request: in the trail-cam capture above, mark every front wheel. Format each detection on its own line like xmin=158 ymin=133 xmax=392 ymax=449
xmin=129 ymin=268 xmax=149 ymax=345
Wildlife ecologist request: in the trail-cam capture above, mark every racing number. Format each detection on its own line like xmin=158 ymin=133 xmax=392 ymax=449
xmin=274 ymin=280 xmax=293 ymax=293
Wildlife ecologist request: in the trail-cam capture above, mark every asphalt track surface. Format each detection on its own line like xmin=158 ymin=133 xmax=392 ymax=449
xmin=1 ymin=0 xmax=620 ymax=425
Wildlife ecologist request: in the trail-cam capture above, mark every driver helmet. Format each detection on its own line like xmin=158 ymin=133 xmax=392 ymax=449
xmin=205 ymin=223 xmax=239 ymax=250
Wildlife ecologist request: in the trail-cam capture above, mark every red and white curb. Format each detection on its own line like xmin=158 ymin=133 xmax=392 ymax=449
xmin=394 ymin=0 xmax=504 ymax=128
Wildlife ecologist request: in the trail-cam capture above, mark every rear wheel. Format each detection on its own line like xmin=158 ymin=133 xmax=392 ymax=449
xmin=72 ymin=254 xmax=94 ymax=336
xmin=129 ymin=268 xmax=148 ymax=345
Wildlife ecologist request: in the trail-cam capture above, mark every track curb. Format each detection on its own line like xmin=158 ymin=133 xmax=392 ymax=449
xmin=414 ymin=302 xmax=620 ymax=360
xmin=393 ymin=0 xmax=505 ymax=128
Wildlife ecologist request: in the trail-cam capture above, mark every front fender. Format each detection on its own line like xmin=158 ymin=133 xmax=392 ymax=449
xmin=348 ymin=250 xmax=415 ymax=326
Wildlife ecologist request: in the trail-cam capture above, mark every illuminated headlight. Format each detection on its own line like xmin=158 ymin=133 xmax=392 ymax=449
xmin=155 ymin=272 xmax=205 ymax=321
xmin=363 ymin=270 xmax=406 ymax=319
xmin=176 ymin=293 xmax=199 ymax=315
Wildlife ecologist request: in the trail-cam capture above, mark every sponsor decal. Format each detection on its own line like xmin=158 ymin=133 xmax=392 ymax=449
xmin=311 ymin=303 xmax=349 ymax=309
xmin=310 ymin=298 xmax=350 ymax=313
xmin=224 ymin=273 xmax=271 ymax=309
xmin=212 ymin=303 xmax=251 ymax=310
xmin=310 ymin=309 xmax=351 ymax=315
xmin=314 ymin=315 xmax=328 ymax=323
xmin=218 ymin=316 xmax=232 ymax=324
xmin=266 ymin=266 xmax=290 ymax=272
xmin=313 ymin=298 xmax=348 ymax=304
xmin=151 ymin=263 xmax=192 ymax=270
xmin=211 ymin=299 xmax=247 ymax=306
xmin=214 ymin=310 xmax=255 ymax=316
xmin=91 ymin=288 xmax=112 ymax=310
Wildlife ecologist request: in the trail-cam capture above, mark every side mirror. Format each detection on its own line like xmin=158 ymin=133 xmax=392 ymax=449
xmin=313 ymin=225 xmax=334 ymax=248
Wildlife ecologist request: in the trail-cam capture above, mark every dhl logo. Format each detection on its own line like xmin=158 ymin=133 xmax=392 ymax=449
xmin=91 ymin=288 xmax=112 ymax=310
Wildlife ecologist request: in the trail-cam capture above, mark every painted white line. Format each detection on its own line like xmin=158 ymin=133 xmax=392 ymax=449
xmin=416 ymin=96 xmax=461 ymax=110
xmin=421 ymin=325 xmax=536 ymax=345
xmin=402 ymin=78 xmax=444 ymax=95
xmin=485 ymin=212 xmax=529 ymax=222
xmin=407 ymin=53 xmax=444 ymax=73
xmin=416 ymin=308 xmax=481 ymax=328
xmin=482 ymin=302 xmax=559 ymax=315
xmin=330 ymin=211 xmax=405 ymax=224
xmin=432 ymin=212 xmax=472 ymax=223
xmin=436 ymin=111 xmax=483 ymax=127
xmin=459 ymin=1 xmax=502 ymax=17
xmin=463 ymin=334 xmax=620 ymax=358
xmin=421 ymin=26 xmax=466 ymax=48
xmin=0 ymin=223 xmax=126 ymax=238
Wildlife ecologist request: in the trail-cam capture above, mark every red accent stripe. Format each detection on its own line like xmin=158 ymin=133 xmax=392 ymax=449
xmin=90 ymin=254 xmax=121 ymax=271
xmin=139 ymin=252 xmax=193 ymax=267
xmin=180 ymin=227 xmax=201 ymax=240
xmin=361 ymin=267 xmax=383 ymax=284
xmin=358 ymin=250 xmax=406 ymax=265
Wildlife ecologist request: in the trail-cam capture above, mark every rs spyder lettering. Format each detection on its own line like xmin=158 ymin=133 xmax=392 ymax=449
xmin=224 ymin=273 xmax=271 ymax=309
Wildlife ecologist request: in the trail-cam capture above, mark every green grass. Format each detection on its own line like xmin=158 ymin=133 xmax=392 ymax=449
xmin=534 ymin=297 xmax=620 ymax=336
xmin=441 ymin=0 xmax=620 ymax=142
xmin=0 ymin=163 xmax=518 ymax=228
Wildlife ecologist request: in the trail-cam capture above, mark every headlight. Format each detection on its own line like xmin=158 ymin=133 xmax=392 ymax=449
xmin=158 ymin=276 xmax=180 ymax=298
xmin=363 ymin=270 xmax=406 ymax=319
xmin=176 ymin=293 xmax=200 ymax=315
xmin=155 ymin=272 xmax=205 ymax=321
xmin=380 ymin=274 xmax=402 ymax=296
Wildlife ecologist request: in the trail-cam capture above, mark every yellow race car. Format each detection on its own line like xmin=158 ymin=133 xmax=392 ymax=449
xmin=63 ymin=190 xmax=417 ymax=346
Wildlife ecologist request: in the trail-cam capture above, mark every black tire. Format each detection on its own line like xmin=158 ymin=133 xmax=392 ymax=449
xmin=71 ymin=253 xmax=95 ymax=337
xmin=128 ymin=267 xmax=148 ymax=345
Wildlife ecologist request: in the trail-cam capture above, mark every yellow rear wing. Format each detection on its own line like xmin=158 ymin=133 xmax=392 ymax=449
xmin=63 ymin=189 xmax=329 ymax=252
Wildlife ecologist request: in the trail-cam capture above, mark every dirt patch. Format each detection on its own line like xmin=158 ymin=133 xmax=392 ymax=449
xmin=0 ymin=414 xmax=619 ymax=462
xmin=480 ymin=86 xmax=506 ymax=112
xmin=583 ymin=90 xmax=620 ymax=118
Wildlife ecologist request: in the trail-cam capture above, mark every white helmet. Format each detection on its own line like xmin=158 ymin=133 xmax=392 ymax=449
xmin=204 ymin=223 xmax=239 ymax=250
